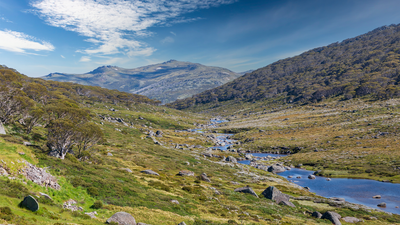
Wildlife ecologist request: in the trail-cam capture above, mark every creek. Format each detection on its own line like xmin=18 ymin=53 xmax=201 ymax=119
xmin=207 ymin=120 xmax=400 ymax=214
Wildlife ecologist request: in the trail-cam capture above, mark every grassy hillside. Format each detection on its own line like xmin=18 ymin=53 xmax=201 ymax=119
xmin=1 ymin=65 xmax=399 ymax=224
xmin=168 ymin=24 xmax=400 ymax=110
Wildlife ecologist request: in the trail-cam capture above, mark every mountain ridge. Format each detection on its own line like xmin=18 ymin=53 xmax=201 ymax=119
xmin=42 ymin=60 xmax=242 ymax=104
xmin=168 ymin=24 xmax=400 ymax=110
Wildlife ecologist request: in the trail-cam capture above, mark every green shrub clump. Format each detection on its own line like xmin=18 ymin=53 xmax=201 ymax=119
xmin=92 ymin=200 xmax=103 ymax=209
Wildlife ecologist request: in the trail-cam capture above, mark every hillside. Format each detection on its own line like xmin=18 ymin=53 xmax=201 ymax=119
xmin=168 ymin=24 xmax=400 ymax=110
xmin=42 ymin=60 xmax=241 ymax=104
xmin=2 ymin=64 xmax=399 ymax=224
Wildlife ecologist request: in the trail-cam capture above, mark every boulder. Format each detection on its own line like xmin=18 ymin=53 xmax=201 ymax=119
xmin=178 ymin=170 xmax=194 ymax=176
xmin=178 ymin=222 xmax=187 ymax=225
xmin=342 ymin=217 xmax=362 ymax=223
xmin=372 ymin=195 xmax=381 ymax=199
xmin=107 ymin=153 xmax=113 ymax=156
xmin=288 ymin=176 xmax=293 ymax=178
xmin=141 ymin=170 xmax=160 ymax=176
xmin=326 ymin=178 xmax=331 ymax=181
xmin=137 ymin=223 xmax=151 ymax=225
xmin=200 ymin=173 xmax=211 ymax=182
xmin=106 ymin=212 xmax=137 ymax=225
xmin=225 ymin=156 xmax=237 ymax=163
xmin=377 ymin=202 xmax=386 ymax=207
xmin=321 ymin=211 xmax=341 ymax=225
xmin=308 ymin=175 xmax=316 ymax=179
xmin=312 ymin=211 xmax=322 ymax=219
xmin=0 ymin=167 xmax=9 ymax=176
xmin=0 ymin=121 xmax=6 ymax=135
xmin=170 ymin=200 xmax=180 ymax=204
xmin=234 ymin=186 xmax=259 ymax=198
xmin=267 ymin=165 xmax=286 ymax=173
xmin=21 ymin=195 xmax=39 ymax=212
xmin=261 ymin=186 xmax=290 ymax=204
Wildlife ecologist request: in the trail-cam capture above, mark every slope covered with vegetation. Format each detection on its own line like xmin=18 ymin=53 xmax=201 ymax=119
xmin=1 ymin=65 xmax=398 ymax=224
xmin=168 ymin=24 xmax=400 ymax=110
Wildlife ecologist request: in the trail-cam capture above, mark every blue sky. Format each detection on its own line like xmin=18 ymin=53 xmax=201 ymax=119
xmin=1 ymin=0 xmax=400 ymax=77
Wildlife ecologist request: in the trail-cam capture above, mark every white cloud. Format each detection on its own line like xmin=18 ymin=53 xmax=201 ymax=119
xmin=1 ymin=17 xmax=12 ymax=23
xmin=170 ymin=31 xmax=176 ymax=36
xmin=79 ymin=56 xmax=91 ymax=62
xmin=161 ymin=36 xmax=174 ymax=44
xmin=0 ymin=29 xmax=54 ymax=53
xmin=31 ymin=0 xmax=236 ymax=57
xmin=60 ymin=55 xmax=65 ymax=58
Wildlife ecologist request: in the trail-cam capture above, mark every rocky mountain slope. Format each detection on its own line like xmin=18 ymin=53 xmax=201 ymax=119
xmin=42 ymin=60 xmax=241 ymax=104
xmin=168 ymin=24 xmax=400 ymax=110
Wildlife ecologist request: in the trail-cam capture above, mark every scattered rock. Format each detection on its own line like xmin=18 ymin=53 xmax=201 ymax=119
xmin=177 ymin=170 xmax=194 ymax=176
xmin=156 ymin=130 xmax=163 ymax=136
xmin=312 ymin=211 xmax=322 ymax=219
xmin=308 ymin=175 xmax=316 ymax=179
xmin=377 ymin=202 xmax=386 ymax=207
xmin=321 ymin=211 xmax=341 ymax=225
xmin=342 ymin=217 xmax=362 ymax=223
xmin=231 ymin=181 xmax=239 ymax=185
xmin=304 ymin=187 xmax=310 ymax=190
xmin=170 ymin=200 xmax=180 ymax=204
xmin=234 ymin=186 xmax=259 ymax=198
xmin=137 ymin=223 xmax=151 ymax=225
xmin=39 ymin=192 xmax=52 ymax=201
xmin=106 ymin=212 xmax=136 ymax=225
xmin=85 ymin=211 xmax=97 ymax=219
xmin=296 ymin=176 xmax=301 ymax=179
xmin=121 ymin=168 xmax=133 ymax=173
xmin=296 ymin=164 xmax=303 ymax=168
xmin=200 ymin=173 xmax=211 ymax=182
xmin=63 ymin=199 xmax=82 ymax=211
xmin=262 ymin=186 xmax=290 ymax=204
xmin=23 ymin=142 xmax=32 ymax=146
xmin=107 ymin=153 xmax=113 ymax=156
xmin=21 ymin=195 xmax=39 ymax=212
xmin=288 ymin=175 xmax=293 ymax=178
xmin=141 ymin=170 xmax=160 ymax=176
xmin=0 ymin=167 xmax=9 ymax=176
xmin=178 ymin=222 xmax=187 ymax=225
xmin=326 ymin=178 xmax=331 ymax=181
xmin=225 ymin=156 xmax=237 ymax=163
xmin=372 ymin=195 xmax=381 ymax=199
xmin=267 ymin=165 xmax=286 ymax=173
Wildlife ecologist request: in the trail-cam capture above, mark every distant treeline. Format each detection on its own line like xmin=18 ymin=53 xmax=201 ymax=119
xmin=168 ymin=24 xmax=400 ymax=109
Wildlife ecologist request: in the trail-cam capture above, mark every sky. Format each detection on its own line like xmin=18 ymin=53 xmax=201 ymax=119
xmin=1 ymin=0 xmax=400 ymax=77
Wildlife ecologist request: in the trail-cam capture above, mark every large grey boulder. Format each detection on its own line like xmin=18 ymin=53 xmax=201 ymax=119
xmin=106 ymin=212 xmax=136 ymax=225
xmin=267 ymin=165 xmax=286 ymax=173
xmin=234 ymin=186 xmax=259 ymax=198
xmin=21 ymin=195 xmax=39 ymax=212
xmin=141 ymin=170 xmax=159 ymax=176
xmin=262 ymin=186 xmax=290 ymax=204
xmin=279 ymin=200 xmax=295 ymax=207
xmin=225 ymin=156 xmax=237 ymax=163
xmin=321 ymin=211 xmax=341 ymax=225
xmin=0 ymin=121 xmax=5 ymax=135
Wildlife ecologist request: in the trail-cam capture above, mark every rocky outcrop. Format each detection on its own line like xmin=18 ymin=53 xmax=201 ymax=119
xmin=106 ymin=212 xmax=137 ymax=225
xmin=21 ymin=195 xmax=39 ymax=212
xmin=234 ymin=186 xmax=259 ymax=198
xmin=85 ymin=211 xmax=97 ymax=219
xmin=342 ymin=217 xmax=363 ymax=223
xmin=22 ymin=162 xmax=60 ymax=190
xmin=262 ymin=186 xmax=291 ymax=205
xmin=312 ymin=211 xmax=322 ymax=219
xmin=141 ymin=170 xmax=160 ymax=176
xmin=63 ymin=199 xmax=83 ymax=211
xmin=321 ymin=211 xmax=341 ymax=225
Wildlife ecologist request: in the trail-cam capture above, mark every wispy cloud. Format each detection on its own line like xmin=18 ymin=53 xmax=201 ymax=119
xmin=31 ymin=0 xmax=236 ymax=57
xmin=161 ymin=36 xmax=174 ymax=44
xmin=79 ymin=56 xmax=91 ymax=62
xmin=1 ymin=17 xmax=12 ymax=23
xmin=60 ymin=55 xmax=65 ymax=58
xmin=0 ymin=29 xmax=54 ymax=53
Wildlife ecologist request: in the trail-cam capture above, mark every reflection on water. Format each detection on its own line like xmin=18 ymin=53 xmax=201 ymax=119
xmin=238 ymin=153 xmax=400 ymax=214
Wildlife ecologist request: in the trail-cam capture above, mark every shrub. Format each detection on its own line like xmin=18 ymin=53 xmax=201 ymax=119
xmin=0 ymin=206 xmax=14 ymax=221
xmin=87 ymin=186 xmax=99 ymax=196
xmin=92 ymin=200 xmax=103 ymax=209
